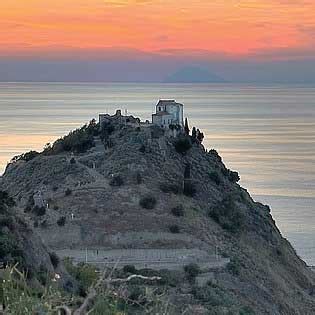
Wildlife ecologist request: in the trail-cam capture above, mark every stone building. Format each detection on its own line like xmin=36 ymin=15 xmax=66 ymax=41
xmin=152 ymin=100 xmax=184 ymax=128
xmin=99 ymin=110 xmax=140 ymax=130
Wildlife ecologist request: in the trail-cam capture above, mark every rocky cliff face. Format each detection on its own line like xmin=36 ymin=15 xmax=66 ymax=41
xmin=1 ymin=117 xmax=315 ymax=314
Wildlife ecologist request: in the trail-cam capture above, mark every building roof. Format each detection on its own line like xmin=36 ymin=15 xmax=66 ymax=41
xmin=157 ymin=99 xmax=183 ymax=107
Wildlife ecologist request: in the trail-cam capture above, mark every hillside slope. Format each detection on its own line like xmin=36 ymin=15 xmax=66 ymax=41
xmin=1 ymin=116 xmax=315 ymax=314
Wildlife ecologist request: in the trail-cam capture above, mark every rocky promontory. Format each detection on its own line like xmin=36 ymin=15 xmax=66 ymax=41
xmin=1 ymin=112 xmax=315 ymax=314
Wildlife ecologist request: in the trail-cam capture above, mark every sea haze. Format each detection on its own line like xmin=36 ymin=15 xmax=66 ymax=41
xmin=0 ymin=82 xmax=315 ymax=264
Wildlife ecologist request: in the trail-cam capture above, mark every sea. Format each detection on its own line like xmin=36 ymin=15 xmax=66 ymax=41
xmin=0 ymin=82 xmax=315 ymax=264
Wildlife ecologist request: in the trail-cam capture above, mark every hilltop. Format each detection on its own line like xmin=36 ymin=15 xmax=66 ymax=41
xmin=1 ymin=112 xmax=315 ymax=314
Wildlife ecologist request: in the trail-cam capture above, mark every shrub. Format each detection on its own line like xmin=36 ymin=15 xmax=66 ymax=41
xmin=209 ymin=195 xmax=245 ymax=233
xmin=160 ymin=183 xmax=181 ymax=194
xmin=0 ymin=217 xmax=15 ymax=230
xmin=109 ymin=175 xmax=124 ymax=187
xmin=46 ymin=123 xmax=95 ymax=154
xmin=11 ymin=150 xmax=39 ymax=163
xmin=139 ymin=196 xmax=157 ymax=209
xmin=64 ymin=259 xmax=98 ymax=292
xmin=0 ymin=234 xmax=18 ymax=259
xmin=184 ymin=163 xmax=191 ymax=179
xmin=65 ymin=188 xmax=72 ymax=196
xmin=228 ymin=170 xmax=240 ymax=183
xmin=128 ymin=286 xmax=147 ymax=305
xmin=0 ymin=191 xmax=15 ymax=208
xmin=222 ymin=168 xmax=240 ymax=183
xmin=183 ymin=180 xmax=196 ymax=197
xmin=174 ymin=137 xmax=192 ymax=154
xmin=123 ymin=265 xmax=137 ymax=274
xmin=169 ymin=225 xmax=180 ymax=234
xmin=209 ymin=171 xmax=221 ymax=185
xmin=52 ymin=186 xmax=58 ymax=192
xmin=53 ymin=205 xmax=59 ymax=211
xmin=49 ymin=252 xmax=60 ymax=268
xmin=24 ymin=205 xmax=32 ymax=213
xmin=70 ymin=157 xmax=76 ymax=164
xmin=57 ymin=216 xmax=66 ymax=226
xmin=33 ymin=206 xmax=46 ymax=216
xmin=227 ymin=258 xmax=241 ymax=276
xmin=240 ymin=306 xmax=255 ymax=315
xmin=192 ymin=284 xmax=233 ymax=307
xmin=37 ymin=265 xmax=48 ymax=286
xmin=139 ymin=145 xmax=146 ymax=153
xmin=184 ymin=263 xmax=201 ymax=280
xmin=171 ymin=205 xmax=184 ymax=217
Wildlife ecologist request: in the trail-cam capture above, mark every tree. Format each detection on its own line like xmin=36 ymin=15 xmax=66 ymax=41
xmin=174 ymin=137 xmax=192 ymax=154
xmin=197 ymin=129 xmax=204 ymax=143
xmin=184 ymin=163 xmax=191 ymax=179
xmin=192 ymin=127 xmax=197 ymax=141
xmin=184 ymin=118 xmax=190 ymax=136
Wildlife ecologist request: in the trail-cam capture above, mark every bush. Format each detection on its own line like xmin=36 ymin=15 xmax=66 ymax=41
xmin=139 ymin=196 xmax=157 ymax=209
xmin=46 ymin=123 xmax=96 ymax=154
xmin=52 ymin=186 xmax=58 ymax=192
xmin=228 ymin=170 xmax=240 ymax=183
xmin=49 ymin=252 xmax=60 ymax=268
xmin=33 ymin=206 xmax=46 ymax=216
xmin=192 ymin=284 xmax=233 ymax=307
xmin=70 ymin=157 xmax=76 ymax=164
xmin=222 ymin=168 xmax=240 ymax=183
xmin=183 ymin=180 xmax=196 ymax=197
xmin=109 ymin=175 xmax=124 ymax=187
xmin=227 ymin=258 xmax=241 ymax=276
xmin=184 ymin=263 xmax=201 ymax=280
xmin=64 ymin=259 xmax=98 ymax=292
xmin=160 ymin=183 xmax=181 ymax=194
xmin=139 ymin=145 xmax=146 ymax=153
xmin=65 ymin=188 xmax=72 ymax=196
xmin=209 ymin=171 xmax=221 ymax=185
xmin=128 ymin=286 xmax=147 ymax=305
xmin=123 ymin=265 xmax=137 ymax=274
xmin=0 ymin=191 xmax=15 ymax=209
xmin=239 ymin=306 xmax=255 ymax=315
xmin=209 ymin=195 xmax=245 ymax=233
xmin=174 ymin=137 xmax=192 ymax=154
xmin=0 ymin=234 xmax=18 ymax=259
xmin=0 ymin=217 xmax=15 ymax=230
xmin=57 ymin=216 xmax=66 ymax=226
xmin=11 ymin=150 xmax=40 ymax=163
xmin=171 ymin=205 xmax=184 ymax=217
xmin=169 ymin=225 xmax=180 ymax=233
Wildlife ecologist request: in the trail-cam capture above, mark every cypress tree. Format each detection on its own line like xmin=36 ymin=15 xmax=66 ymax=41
xmin=184 ymin=118 xmax=190 ymax=136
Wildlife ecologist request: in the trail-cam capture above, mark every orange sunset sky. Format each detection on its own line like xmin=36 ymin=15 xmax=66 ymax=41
xmin=0 ymin=0 xmax=314 ymax=59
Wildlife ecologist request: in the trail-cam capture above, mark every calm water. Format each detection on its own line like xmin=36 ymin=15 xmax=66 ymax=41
xmin=0 ymin=82 xmax=315 ymax=263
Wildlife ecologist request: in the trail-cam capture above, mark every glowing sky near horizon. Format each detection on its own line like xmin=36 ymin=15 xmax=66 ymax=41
xmin=0 ymin=0 xmax=314 ymax=59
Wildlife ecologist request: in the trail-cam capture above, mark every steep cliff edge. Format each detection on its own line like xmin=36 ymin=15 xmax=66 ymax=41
xmin=1 ymin=117 xmax=315 ymax=314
